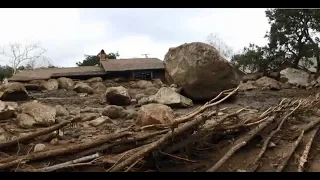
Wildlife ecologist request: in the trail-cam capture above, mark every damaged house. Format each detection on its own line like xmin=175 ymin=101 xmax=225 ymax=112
xmin=8 ymin=58 xmax=165 ymax=82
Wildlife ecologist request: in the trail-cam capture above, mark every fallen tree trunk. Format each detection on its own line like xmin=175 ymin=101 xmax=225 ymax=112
xmin=0 ymin=120 xmax=72 ymax=149
xmin=0 ymin=131 xmax=132 ymax=170
xmin=206 ymin=115 xmax=276 ymax=172
xmin=298 ymin=127 xmax=319 ymax=172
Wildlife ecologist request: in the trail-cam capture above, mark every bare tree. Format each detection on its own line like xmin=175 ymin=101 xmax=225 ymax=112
xmin=0 ymin=42 xmax=46 ymax=74
xmin=206 ymin=33 xmax=234 ymax=60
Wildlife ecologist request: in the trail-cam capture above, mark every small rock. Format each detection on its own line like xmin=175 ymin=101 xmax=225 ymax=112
xmin=74 ymin=82 xmax=93 ymax=94
xmin=144 ymin=87 xmax=159 ymax=96
xmin=124 ymin=109 xmax=138 ymax=119
xmin=102 ymin=105 xmax=126 ymax=119
xmin=131 ymin=99 xmax=137 ymax=104
xmin=149 ymin=87 xmax=193 ymax=108
xmin=86 ymin=77 xmax=103 ymax=83
xmin=55 ymin=105 xmax=69 ymax=117
xmin=135 ymin=103 xmax=175 ymax=126
xmin=0 ymin=82 xmax=29 ymax=101
xmin=78 ymin=93 xmax=88 ymax=97
xmin=153 ymin=79 xmax=165 ymax=88
xmin=42 ymin=79 xmax=59 ymax=91
xmin=0 ymin=100 xmax=18 ymax=120
xmin=0 ymin=135 xmax=6 ymax=142
xmin=105 ymin=86 xmax=131 ymax=106
xmin=135 ymin=93 xmax=145 ymax=101
xmin=89 ymin=116 xmax=113 ymax=127
xmin=79 ymin=113 xmax=100 ymax=122
xmin=34 ymin=143 xmax=46 ymax=152
xmin=91 ymin=82 xmax=107 ymax=94
xmin=50 ymin=138 xmax=59 ymax=145
xmin=268 ymin=141 xmax=276 ymax=148
xmin=57 ymin=77 xmax=74 ymax=90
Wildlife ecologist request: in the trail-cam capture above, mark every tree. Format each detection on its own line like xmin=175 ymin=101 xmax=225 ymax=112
xmin=0 ymin=42 xmax=47 ymax=74
xmin=76 ymin=52 xmax=120 ymax=66
xmin=265 ymin=9 xmax=320 ymax=71
xmin=206 ymin=33 xmax=234 ymax=60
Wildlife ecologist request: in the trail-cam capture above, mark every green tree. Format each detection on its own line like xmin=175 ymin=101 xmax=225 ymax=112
xmin=265 ymin=9 xmax=320 ymax=71
xmin=76 ymin=52 xmax=120 ymax=66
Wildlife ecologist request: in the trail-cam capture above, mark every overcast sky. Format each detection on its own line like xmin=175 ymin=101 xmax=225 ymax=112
xmin=0 ymin=8 xmax=270 ymax=67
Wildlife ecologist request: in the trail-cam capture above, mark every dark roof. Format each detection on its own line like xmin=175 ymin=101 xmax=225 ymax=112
xmin=9 ymin=66 xmax=105 ymax=82
xmin=101 ymin=58 xmax=164 ymax=72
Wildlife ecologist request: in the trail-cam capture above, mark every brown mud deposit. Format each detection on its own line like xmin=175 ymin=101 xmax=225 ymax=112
xmin=1 ymin=82 xmax=320 ymax=172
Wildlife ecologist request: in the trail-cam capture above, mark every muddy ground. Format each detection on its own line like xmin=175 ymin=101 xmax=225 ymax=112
xmin=1 ymin=84 xmax=320 ymax=172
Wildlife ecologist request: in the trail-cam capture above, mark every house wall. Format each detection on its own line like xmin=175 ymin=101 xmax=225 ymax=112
xmin=105 ymin=69 xmax=166 ymax=82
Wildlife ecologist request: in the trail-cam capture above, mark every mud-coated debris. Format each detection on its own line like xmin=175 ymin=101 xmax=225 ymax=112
xmin=50 ymin=138 xmax=59 ymax=145
xmin=105 ymin=86 xmax=131 ymax=106
xmin=34 ymin=143 xmax=46 ymax=152
xmin=102 ymin=105 xmax=126 ymax=119
xmin=55 ymin=105 xmax=69 ymax=117
xmin=135 ymin=103 xmax=175 ymax=126
xmin=89 ymin=116 xmax=113 ymax=127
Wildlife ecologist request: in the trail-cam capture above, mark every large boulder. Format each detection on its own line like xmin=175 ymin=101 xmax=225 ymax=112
xmin=105 ymin=86 xmax=131 ymax=106
xmin=17 ymin=101 xmax=56 ymax=128
xmin=74 ymin=82 xmax=93 ymax=94
xmin=0 ymin=101 xmax=18 ymax=120
xmin=164 ymin=42 xmax=241 ymax=101
xmin=280 ymin=68 xmax=309 ymax=87
xmin=57 ymin=77 xmax=74 ymax=90
xmin=0 ymin=83 xmax=29 ymax=101
xmin=91 ymin=82 xmax=107 ymax=94
xmin=149 ymin=87 xmax=193 ymax=108
xmin=135 ymin=103 xmax=175 ymax=126
xmin=42 ymin=79 xmax=59 ymax=91
xmin=153 ymin=79 xmax=165 ymax=88
xmin=86 ymin=77 xmax=103 ymax=83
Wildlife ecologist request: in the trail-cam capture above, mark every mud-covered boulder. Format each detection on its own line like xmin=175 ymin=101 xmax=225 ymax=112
xmin=255 ymin=76 xmax=282 ymax=90
xmin=89 ymin=116 xmax=113 ymax=127
xmin=153 ymin=79 xmax=165 ymax=88
xmin=0 ymin=82 xmax=29 ymax=101
xmin=17 ymin=101 xmax=56 ymax=128
xmin=164 ymin=42 xmax=241 ymax=101
xmin=239 ymin=82 xmax=258 ymax=92
xmin=102 ymin=105 xmax=126 ymax=119
xmin=86 ymin=77 xmax=103 ymax=83
xmin=149 ymin=87 xmax=193 ymax=108
xmin=57 ymin=77 xmax=74 ymax=90
xmin=91 ymin=82 xmax=107 ymax=94
xmin=144 ymin=87 xmax=159 ymax=96
xmin=24 ymin=84 xmax=42 ymax=91
xmin=135 ymin=103 xmax=174 ymax=126
xmin=74 ymin=82 xmax=93 ymax=94
xmin=0 ymin=101 xmax=18 ymax=120
xmin=280 ymin=68 xmax=309 ymax=87
xmin=242 ymin=72 xmax=264 ymax=83
xmin=54 ymin=105 xmax=69 ymax=117
xmin=42 ymin=79 xmax=59 ymax=91
xmin=132 ymin=80 xmax=155 ymax=89
xmin=105 ymin=86 xmax=131 ymax=106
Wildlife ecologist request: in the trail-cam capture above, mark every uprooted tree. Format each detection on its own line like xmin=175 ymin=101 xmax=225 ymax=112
xmin=76 ymin=52 xmax=120 ymax=66
xmin=231 ymin=9 xmax=320 ymax=73
xmin=0 ymin=42 xmax=49 ymax=75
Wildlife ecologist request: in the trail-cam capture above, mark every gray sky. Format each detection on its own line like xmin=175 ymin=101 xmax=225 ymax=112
xmin=0 ymin=8 xmax=270 ymax=67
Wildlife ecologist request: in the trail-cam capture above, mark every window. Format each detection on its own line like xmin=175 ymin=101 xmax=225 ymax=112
xmin=132 ymin=71 xmax=153 ymax=80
